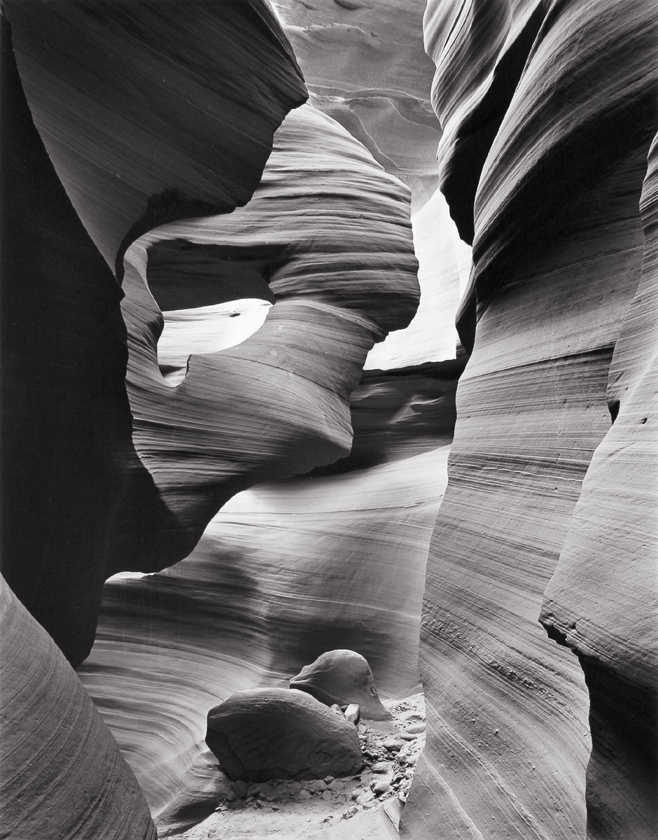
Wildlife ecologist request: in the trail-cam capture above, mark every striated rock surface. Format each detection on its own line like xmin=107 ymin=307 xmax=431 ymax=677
xmin=79 ymin=444 xmax=449 ymax=831
xmin=6 ymin=0 xmax=307 ymax=275
xmin=540 ymin=133 xmax=658 ymax=840
xmin=290 ymin=649 xmax=391 ymax=721
xmin=407 ymin=1 xmax=658 ymax=839
xmin=273 ymin=0 xmax=442 ymax=210
xmin=121 ymin=103 xmax=419 ymax=546
xmin=206 ymin=688 xmax=363 ymax=781
xmin=1 ymin=0 xmax=307 ymax=666
xmin=0 ymin=576 xmax=156 ymax=840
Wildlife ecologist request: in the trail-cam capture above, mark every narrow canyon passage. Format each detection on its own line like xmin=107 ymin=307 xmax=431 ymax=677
xmin=2 ymin=2 xmax=656 ymax=840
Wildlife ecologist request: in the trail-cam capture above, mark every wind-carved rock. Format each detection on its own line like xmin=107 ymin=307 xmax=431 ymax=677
xmin=77 ymin=103 xmax=421 ymax=829
xmin=0 ymin=576 xmax=157 ymax=840
xmin=290 ymin=649 xmax=392 ymax=721
xmin=205 ymin=688 xmax=364 ymax=781
xmin=407 ymin=1 xmax=658 ymax=839
xmin=2 ymin=0 xmax=307 ymax=666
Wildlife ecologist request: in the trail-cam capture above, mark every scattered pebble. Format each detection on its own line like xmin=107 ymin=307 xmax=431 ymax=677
xmin=232 ymin=780 xmax=249 ymax=799
xmin=371 ymin=761 xmax=391 ymax=774
xmin=405 ymin=723 xmax=426 ymax=735
xmin=372 ymin=779 xmax=390 ymax=796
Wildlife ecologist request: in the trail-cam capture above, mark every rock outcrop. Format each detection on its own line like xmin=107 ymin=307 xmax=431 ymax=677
xmin=407 ymin=1 xmax=658 ymax=839
xmin=0 ymin=576 xmax=157 ymax=840
xmin=76 ymin=96 xmax=429 ymax=832
xmin=120 ymin=103 xmax=419 ymax=542
xmin=206 ymin=688 xmax=363 ymax=781
xmin=1 ymin=0 xmax=307 ymax=666
xmin=290 ymin=650 xmax=391 ymax=721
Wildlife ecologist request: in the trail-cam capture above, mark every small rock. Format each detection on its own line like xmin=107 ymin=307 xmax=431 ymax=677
xmin=330 ymin=704 xmax=343 ymax=715
xmin=383 ymin=739 xmax=403 ymax=752
xmin=298 ymin=789 xmax=312 ymax=801
xmin=344 ymin=805 xmax=358 ymax=819
xmin=324 ymin=776 xmax=335 ymax=785
xmin=356 ymin=791 xmax=376 ymax=807
xmin=232 ymin=780 xmax=249 ymax=799
xmin=399 ymin=732 xmax=417 ymax=741
xmin=405 ymin=723 xmax=426 ymax=735
xmin=224 ymin=790 xmax=236 ymax=802
xmin=272 ymin=806 xmax=280 ymax=811
xmin=311 ymin=780 xmax=327 ymax=792
xmin=352 ymin=787 xmax=365 ymax=800
xmin=321 ymin=789 xmax=333 ymax=801
xmin=357 ymin=723 xmax=368 ymax=735
xmin=344 ymin=704 xmax=360 ymax=724
xmin=372 ymin=779 xmax=390 ymax=796
xmin=288 ymin=781 xmax=302 ymax=795
xmin=371 ymin=761 xmax=391 ymax=774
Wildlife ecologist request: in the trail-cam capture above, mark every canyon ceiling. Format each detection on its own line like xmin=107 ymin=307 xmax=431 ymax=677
xmin=1 ymin=1 xmax=656 ymax=839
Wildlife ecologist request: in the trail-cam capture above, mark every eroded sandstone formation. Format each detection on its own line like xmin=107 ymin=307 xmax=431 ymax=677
xmin=272 ymin=0 xmax=442 ymax=210
xmin=290 ymin=649 xmax=392 ymax=720
xmin=2 ymin=0 xmax=307 ymax=666
xmin=406 ymin=1 xmax=658 ymax=838
xmin=0 ymin=576 xmax=157 ymax=840
xmin=76 ymin=100 xmax=444 ymax=832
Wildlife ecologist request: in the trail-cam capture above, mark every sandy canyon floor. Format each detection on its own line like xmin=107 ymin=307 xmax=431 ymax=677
xmin=168 ymin=693 xmax=426 ymax=840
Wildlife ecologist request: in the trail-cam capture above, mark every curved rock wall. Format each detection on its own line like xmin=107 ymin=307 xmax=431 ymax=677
xmin=78 ymin=100 xmax=436 ymax=834
xmin=407 ymin=1 xmax=658 ymax=838
xmin=120 ymin=103 xmax=419 ymax=555
xmin=2 ymin=0 xmax=307 ymax=666
xmin=540 ymin=133 xmax=658 ymax=839
xmin=0 ymin=576 xmax=156 ymax=840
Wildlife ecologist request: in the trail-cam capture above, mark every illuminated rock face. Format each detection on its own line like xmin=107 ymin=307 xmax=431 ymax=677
xmin=272 ymin=0 xmax=442 ymax=211
xmin=0 ymin=576 xmax=157 ymax=840
xmin=408 ymin=1 xmax=658 ymax=839
xmin=77 ymin=101 xmax=433 ymax=833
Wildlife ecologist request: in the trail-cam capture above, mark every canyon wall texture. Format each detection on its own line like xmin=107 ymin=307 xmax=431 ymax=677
xmin=2 ymin=0 xmax=308 ymax=667
xmin=405 ymin=1 xmax=658 ymax=839
xmin=3 ymin=0 xmax=656 ymax=838
xmin=0 ymin=576 xmax=157 ymax=840
xmin=77 ymin=97 xmax=457 ymax=834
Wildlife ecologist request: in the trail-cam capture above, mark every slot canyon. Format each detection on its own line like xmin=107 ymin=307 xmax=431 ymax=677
xmin=1 ymin=1 xmax=656 ymax=839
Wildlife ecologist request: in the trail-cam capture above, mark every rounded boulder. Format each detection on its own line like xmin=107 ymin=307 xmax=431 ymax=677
xmin=205 ymin=688 xmax=363 ymax=782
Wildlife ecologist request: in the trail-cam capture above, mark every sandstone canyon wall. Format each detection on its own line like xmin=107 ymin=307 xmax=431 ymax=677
xmin=405 ymin=1 xmax=658 ymax=839
xmin=2 ymin=0 xmax=656 ymax=839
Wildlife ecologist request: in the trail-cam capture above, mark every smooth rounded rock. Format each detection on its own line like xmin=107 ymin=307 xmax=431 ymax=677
xmin=206 ymin=688 xmax=363 ymax=782
xmin=290 ymin=649 xmax=392 ymax=721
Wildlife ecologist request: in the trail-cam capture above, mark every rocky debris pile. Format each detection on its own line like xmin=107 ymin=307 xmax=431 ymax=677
xmin=290 ymin=649 xmax=392 ymax=721
xmin=212 ymin=693 xmax=426 ymax=822
xmin=205 ymin=688 xmax=363 ymax=782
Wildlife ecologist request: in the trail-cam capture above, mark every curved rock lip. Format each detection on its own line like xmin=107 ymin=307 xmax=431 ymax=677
xmin=290 ymin=649 xmax=392 ymax=721
xmin=205 ymin=687 xmax=364 ymax=782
